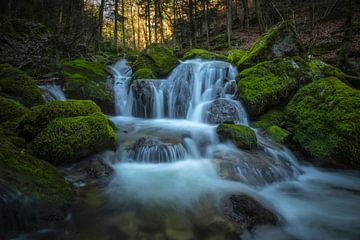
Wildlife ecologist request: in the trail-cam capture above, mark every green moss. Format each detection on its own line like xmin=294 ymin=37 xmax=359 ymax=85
xmin=252 ymin=110 xmax=285 ymax=129
xmin=0 ymin=64 xmax=44 ymax=107
xmin=266 ymin=125 xmax=289 ymax=143
xmin=309 ymin=59 xmax=346 ymax=79
xmin=217 ymin=124 xmax=257 ymax=150
xmin=18 ymin=100 xmax=101 ymax=141
xmin=31 ymin=113 xmax=116 ymax=164
xmin=285 ymin=77 xmax=360 ymax=168
xmin=182 ymin=49 xmax=227 ymax=61
xmin=62 ymin=59 xmax=108 ymax=83
xmin=237 ymin=57 xmax=313 ymax=118
xmin=227 ymin=49 xmax=247 ymax=65
xmin=146 ymin=43 xmax=179 ymax=76
xmin=0 ymin=130 xmax=74 ymax=206
xmin=237 ymin=22 xmax=303 ymax=70
xmin=132 ymin=68 xmax=157 ymax=80
xmin=131 ymin=53 xmax=158 ymax=77
xmin=0 ymin=96 xmax=28 ymax=124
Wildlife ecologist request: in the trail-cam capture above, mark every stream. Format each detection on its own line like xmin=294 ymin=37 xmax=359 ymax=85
xmin=26 ymin=59 xmax=360 ymax=240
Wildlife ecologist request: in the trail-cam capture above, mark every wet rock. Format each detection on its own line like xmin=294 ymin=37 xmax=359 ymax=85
xmin=217 ymin=124 xmax=257 ymax=150
xmin=130 ymin=80 xmax=158 ymax=118
xmin=206 ymin=99 xmax=242 ymax=124
xmin=224 ymin=195 xmax=277 ymax=230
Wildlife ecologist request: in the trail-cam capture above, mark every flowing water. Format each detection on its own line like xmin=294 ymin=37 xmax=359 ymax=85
xmin=39 ymin=84 xmax=66 ymax=101
xmin=20 ymin=59 xmax=360 ymax=239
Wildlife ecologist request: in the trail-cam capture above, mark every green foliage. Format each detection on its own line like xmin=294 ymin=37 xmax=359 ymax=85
xmin=217 ymin=124 xmax=257 ymax=150
xmin=0 ymin=96 xmax=28 ymax=125
xmin=237 ymin=22 xmax=303 ymax=69
xmin=252 ymin=110 xmax=285 ymax=129
xmin=0 ymin=130 xmax=74 ymax=206
xmin=61 ymin=59 xmax=114 ymax=113
xmin=31 ymin=113 xmax=116 ymax=164
xmin=18 ymin=100 xmax=101 ymax=141
xmin=237 ymin=57 xmax=313 ymax=118
xmin=182 ymin=48 xmax=227 ymax=61
xmin=266 ymin=125 xmax=289 ymax=143
xmin=0 ymin=64 xmax=44 ymax=107
xmin=226 ymin=49 xmax=247 ymax=65
xmin=132 ymin=68 xmax=157 ymax=80
xmin=146 ymin=43 xmax=179 ymax=76
xmin=285 ymin=77 xmax=360 ymax=168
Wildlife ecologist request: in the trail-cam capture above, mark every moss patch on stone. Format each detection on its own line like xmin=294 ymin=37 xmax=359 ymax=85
xmin=132 ymin=68 xmax=157 ymax=80
xmin=62 ymin=59 xmax=108 ymax=83
xmin=237 ymin=57 xmax=313 ymax=118
xmin=31 ymin=113 xmax=116 ymax=164
xmin=266 ymin=125 xmax=289 ymax=143
xmin=182 ymin=49 xmax=227 ymax=61
xmin=18 ymin=100 xmax=101 ymax=141
xmin=227 ymin=49 xmax=247 ymax=65
xmin=237 ymin=22 xmax=303 ymax=70
xmin=217 ymin=124 xmax=257 ymax=150
xmin=146 ymin=43 xmax=179 ymax=76
xmin=252 ymin=109 xmax=285 ymax=129
xmin=285 ymin=77 xmax=360 ymax=168
xmin=0 ymin=96 xmax=28 ymax=125
xmin=0 ymin=64 xmax=44 ymax=107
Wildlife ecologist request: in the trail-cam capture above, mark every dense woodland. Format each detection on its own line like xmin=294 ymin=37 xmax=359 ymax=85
xmin=1 ymin=0 xmax=360 ymax=239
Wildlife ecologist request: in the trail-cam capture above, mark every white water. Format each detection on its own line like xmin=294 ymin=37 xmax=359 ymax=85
xmin=108 ymin=59 xmax=360 ymax=240
xmin=39 ymin=84 xmax=66 ymax=101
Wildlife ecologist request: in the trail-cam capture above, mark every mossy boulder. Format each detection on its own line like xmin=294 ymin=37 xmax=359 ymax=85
xmin=0 ymin=64 xmax=44 ymax=107
xmin=0 ymin=96 xmax=28 ymax=125
xmin=285 ymin=77 xmax=360 ymax=168
xmin=182 ymin=48 xmax=227 ymax=61
xmin=217 ymin=124 xmax=257 ymax=150
xmin=145 ymin=43 xmax=179 ymax=76
xmin=18 ymin=100 xmax=101 ymax=141
xmin=226 ymin=49 xmax=247 ymax=65
xmin=237 ymin=22 xmax=303 ymax=70
xmin=252 ymin=109 xmax=285 ymax=129
xmin=237 ymin=57 xmax=313 ymax=118
xmin=31 ymin=113 xmax=116 ymax=164
xmin=62 ymin=59 xmax=114 ymax=114
xmin=0 ymin=131 xmax=74 ymax=236
xmin=266 ymin=125 xmax=289 ymax=144
xmin=132 ymin=68 xmax=157 ymax=80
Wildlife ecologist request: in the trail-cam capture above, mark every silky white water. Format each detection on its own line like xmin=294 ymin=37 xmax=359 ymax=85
xmin=106 ymin=59 xmax=360 ymax=240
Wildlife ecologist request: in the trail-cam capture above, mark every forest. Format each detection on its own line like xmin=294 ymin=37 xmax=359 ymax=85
xmin=1 ymin=0 xmax=360 ymax=239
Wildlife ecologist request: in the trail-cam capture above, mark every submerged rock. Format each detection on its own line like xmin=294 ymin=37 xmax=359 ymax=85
xmin=285 ymin=77 xmax=360 ymax=169
xmin=62 ymin=59 xmax=114 ymax=114
xmin=0 ymin=64 xmax=44 ymax=107
xmin=217 ymin=124 xmax=257 ymax=150
xmin=31 ymin=113 xmax=116 ymax=165
xmin=237 ymin=57 xmax=313 ymax=118
xmin=206 ymin=99 xmax=242 ymax=124
xmin=237 ymin=22 xmax=303 ymax=69
xmin=18 ymin=100 xmax=101 ymax=141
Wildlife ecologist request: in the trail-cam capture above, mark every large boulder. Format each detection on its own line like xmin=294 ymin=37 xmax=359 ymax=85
xmin=206 ymin=99 xmax=243 ymax=124
xmin=31 ymin=113 xmax=116 ymax=164
xmin=0 ymin=130 xmax=74 ymax=238
xmin=18 ymin=100 xmax=101 ymax=141
xmin=237 ymin=57 xmax=313 ymax=118
xmin=285 ymin=77 xmax=360 ymax=169
xmin=182 ymin=48 xmax=227 ymax=61
xmin=62 ymin=59 xmax=114 ymax=114
xmin=0 ymin=64 xmax=44 ymax=107
xmin=217 ymin=124 xmax=257 ymax=150
xmin=0 ymin=96 xmax=28 ymax=125
xmin=237 ymin=22 xmax=303 ymax=70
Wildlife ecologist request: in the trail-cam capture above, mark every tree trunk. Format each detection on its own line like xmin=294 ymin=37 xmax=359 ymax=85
xmin=114 ymin=0 xmax=119 ymax=49
xmin=226 ymin=0 xmax=232 ymax=48
xmin=255 ymin=0 xmax=266 ymax=33
xmin=154 ymin=0 xmax=158 ymax=42
xmin=98 ymin=0 xmax=105 ymax=48
xmin=204 ymin=0 xmax=209 ymax=49
xmin=242 ymin=0 xmax=249 ymax=30
xmin=189 ymin=0 xmax=195 ymax=48
xmin=340 ymin=0 xmax=353 ymax=67
xmin=121 ymin=0 xmax=126 ymax=46
xmin=146 ymin=0 xmax=151 ymax=45
xmin=130 ymin=0 xmax=136 ymax=48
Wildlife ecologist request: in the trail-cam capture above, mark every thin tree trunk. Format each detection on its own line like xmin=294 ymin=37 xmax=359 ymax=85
xmin=98 ymin=0 xmax=105 ymax=47
xmin=121 ymin=0 xmax=126 ymax=46
xmin=154 ymin=0 xmax=158 ymax=42
xmin=137 ymin=5 xmax=141 ymax=48
xmin=146 ymin=0 xmax=151 ymax=45
xmin=226 ymin=0 xmax=232 ymax=48
xmin=189 ymin=0 xmax=195 ymax=47
xmin=159 ymin=2 xmax=165 ymax=42
xmin=242 ymin=0 xmax=249 ymax=30
xmin=255 ymin=0 xmax=266 ymax=33
xmin=130 ymin=0 xmax=136 ymax=48
xmin=114 ymin=0 xmax=119 ymax=49
xmin=204 ymin=0 xmax=209 ymax=49
xmin=340 ymin=0 xmax=353 ymax=66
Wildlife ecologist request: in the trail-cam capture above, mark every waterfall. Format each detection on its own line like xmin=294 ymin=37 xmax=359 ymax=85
xmin=39 ymin=84 xmax=66 ymax=101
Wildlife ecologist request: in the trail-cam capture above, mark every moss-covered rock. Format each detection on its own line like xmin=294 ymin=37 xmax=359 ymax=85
xmin=182 ymin=48 xmax=227 ymax=61
xmin=18 ymin=100 xmax=101 ymax=141
xmin=0 ymin=64 xmax=44 ymax=107
xmin=0 ymin=96 xmax=28 ymax=125
xmin=252 ymin=109 xmax=285 ymax=129
xmin=217 ymin=124 xmax=257 ymax=150
xmin=145 ymin=43 xmax=179 ymax=76
xmin=31 ymin=113 xmax=116 ymax=164
xmin=132 ymin=68 xmax=157 ymax=80
xmin=237 ymin=22 xmax=303 ymax=70
xmin=285 ymin=77 xmax=360 ymax=168
xmin=0 ymin=130 xmax=74 ymax=236
xmin=266 ymin=125 xmax=289 ymax=143
xmin=61 ymin=59 xmax=114 ymax=114
xmin=226 ymin=49 xmax=247 ymax=65
xmin=237 ymin=57 xmax=313 ymax=118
